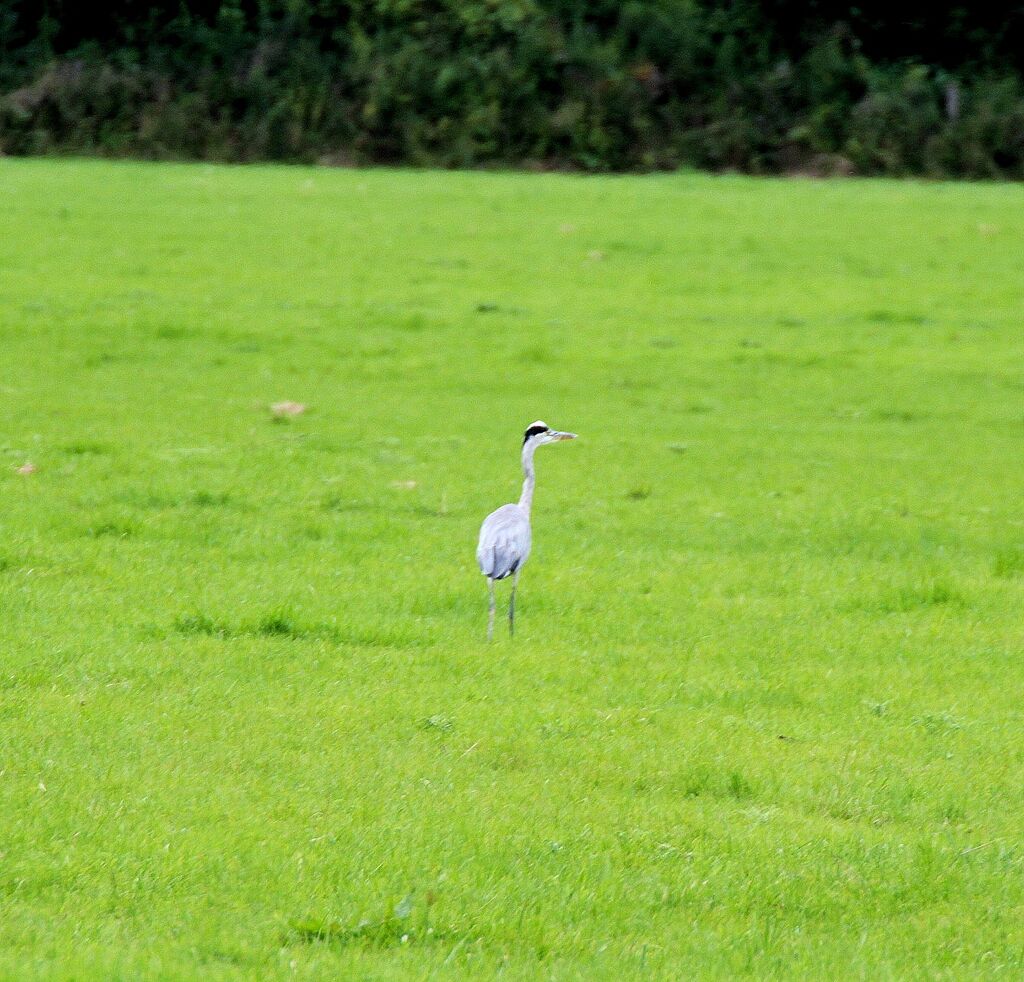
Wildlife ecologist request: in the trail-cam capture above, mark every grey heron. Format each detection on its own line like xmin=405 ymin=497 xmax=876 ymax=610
xmin=476 ymin=421 xmax=577 ymax=640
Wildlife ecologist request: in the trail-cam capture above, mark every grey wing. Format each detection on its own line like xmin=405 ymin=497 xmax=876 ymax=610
xmin=476 ymin=504 xmax=531 ymax=580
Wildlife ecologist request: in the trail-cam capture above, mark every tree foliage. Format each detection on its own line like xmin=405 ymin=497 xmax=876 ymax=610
xmin=2 ymin=1 xmax=1023 ymax=175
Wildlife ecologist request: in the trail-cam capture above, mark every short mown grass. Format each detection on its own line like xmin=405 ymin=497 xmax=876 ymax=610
xmin=1 ymin=159 xmax=1023 ymax=979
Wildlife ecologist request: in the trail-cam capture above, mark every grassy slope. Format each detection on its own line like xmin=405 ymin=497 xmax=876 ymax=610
xmin=1 ymin=159 xmax=1023 ymax=979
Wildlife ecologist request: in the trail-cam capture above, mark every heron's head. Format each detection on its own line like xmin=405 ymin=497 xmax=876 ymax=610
xmin=523 ymin=420 xmax=577 ymax=446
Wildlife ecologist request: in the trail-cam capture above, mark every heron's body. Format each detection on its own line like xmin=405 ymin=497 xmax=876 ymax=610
xmin=476 ymin=504 xmax=531 ymax=581
xmin=476 ymin=421 xmax=576 ymax=639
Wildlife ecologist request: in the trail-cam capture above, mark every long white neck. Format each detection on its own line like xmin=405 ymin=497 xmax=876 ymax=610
xmin=518 ymin=440 xmax=538 ymax=515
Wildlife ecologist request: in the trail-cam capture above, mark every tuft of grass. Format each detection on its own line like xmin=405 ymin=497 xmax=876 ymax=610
xmin=174 ymin=610 xmax=349 ymax=643
xmin=866 ymin=310 xmax=928 ymax=324
xmin=85 ymin=518 xmax=138 ymax=538
xmin=993 ymin=545 xmax=1024 ymax=579
xmin=420 ymin=713 xmax=454 ymax=733
xmin=871 ymin=581 xmax=965 ymax=613
xmin=254 ymin=609 xmax=299 ymax=637
xmin=913 ymin=711 xmax=964 ymax=735
xmin=190 ymin=490 xmax=232 ymax=507
xmin=870 ymin=408 xmax=918 ymax=423
xmin=287 ymin=896 xmax=446 ymax=949
xmin=174 ymin=613 xmax=233 ymax=638
xmin=727 ymin=771 xmax=755 ymax=800
xmin=62 ymin=441 xmax=110 ymax=456
xmin=518 ymin=345 xmax=555 ymax=364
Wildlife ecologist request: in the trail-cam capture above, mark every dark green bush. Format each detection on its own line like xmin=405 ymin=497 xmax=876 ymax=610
xmin=1 ymin=1 xmax=1022 ymax=176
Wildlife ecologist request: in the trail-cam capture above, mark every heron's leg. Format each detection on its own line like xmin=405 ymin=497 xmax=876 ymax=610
xmin=508 ymin=569 xmax=520 ymax=638
xmin=487 ymin=579 xmax=496 ymax=642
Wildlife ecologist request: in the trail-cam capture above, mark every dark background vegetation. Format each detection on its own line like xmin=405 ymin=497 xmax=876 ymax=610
xmin=2 ymin=1 xmax=1023 ymax=176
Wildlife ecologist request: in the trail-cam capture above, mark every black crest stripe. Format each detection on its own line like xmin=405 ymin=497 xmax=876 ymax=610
xmin=523 ymin=424 xmax=549 ymax=443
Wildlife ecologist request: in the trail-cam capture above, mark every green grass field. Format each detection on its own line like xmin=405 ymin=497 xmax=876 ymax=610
xmin=2 ymin=159 xmax=1023 ymax=979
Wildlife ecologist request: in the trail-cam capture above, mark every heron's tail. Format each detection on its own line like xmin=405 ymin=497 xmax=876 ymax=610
xmin=477 ymin=544 xmax=495 ymax=577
